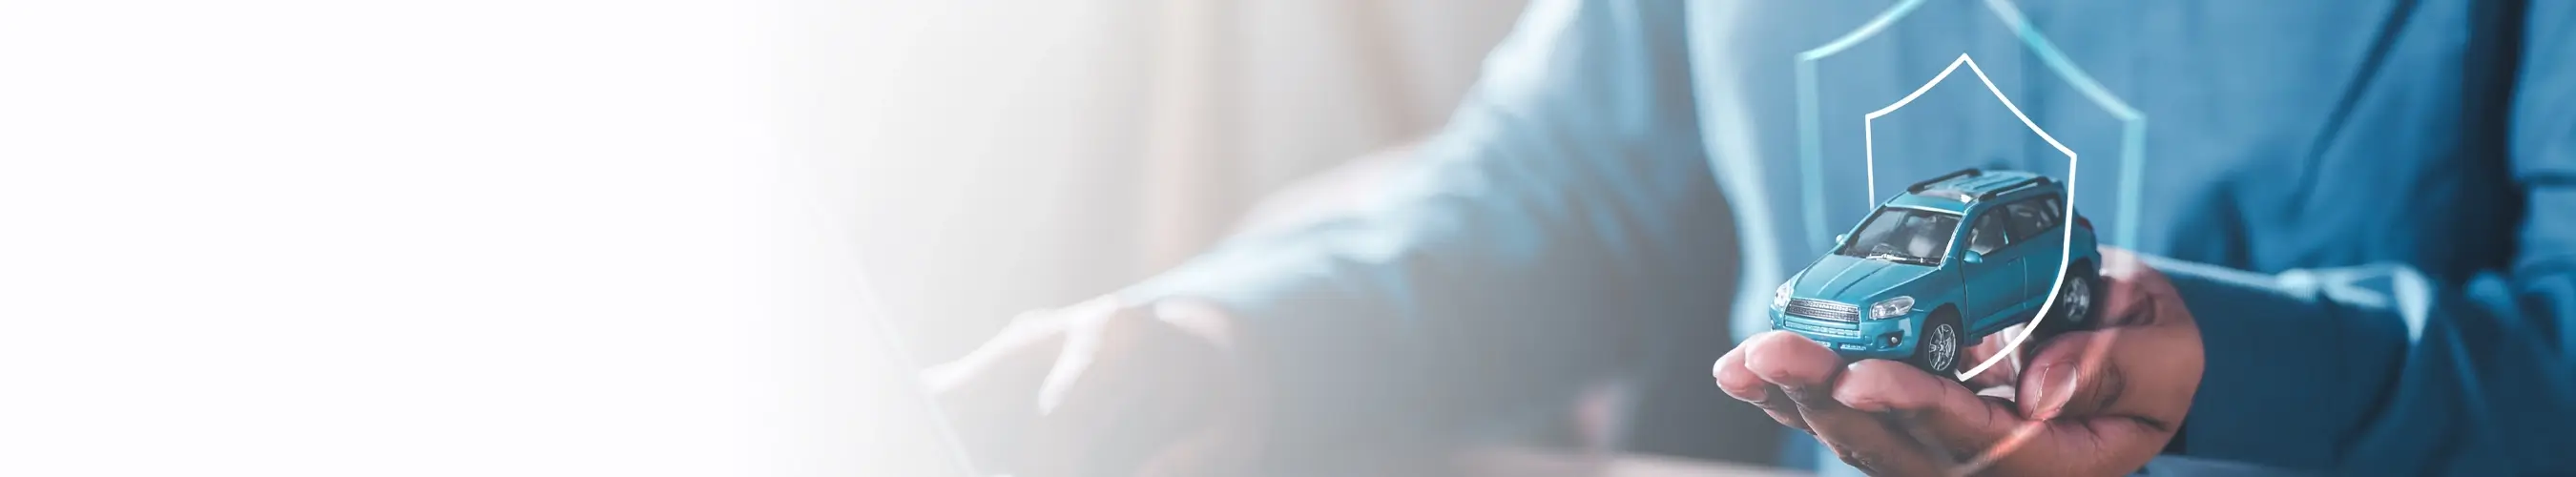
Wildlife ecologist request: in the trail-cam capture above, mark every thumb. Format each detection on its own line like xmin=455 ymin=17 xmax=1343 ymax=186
xmin=2016 ymin=326 xmax=2195 ymax=426
xmin=2015 ymin=259 xmax=2200 ymax=425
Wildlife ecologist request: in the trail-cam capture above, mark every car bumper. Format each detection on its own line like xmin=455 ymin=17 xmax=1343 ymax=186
xmin=1769 ymin=309 xmax=1921 ymax=360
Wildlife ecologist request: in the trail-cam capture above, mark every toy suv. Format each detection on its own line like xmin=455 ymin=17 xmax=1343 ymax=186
xmin=1770 ymin=169 xmax=2102 ymax=376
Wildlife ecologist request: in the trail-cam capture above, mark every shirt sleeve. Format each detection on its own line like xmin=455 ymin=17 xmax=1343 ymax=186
xmin=2169 ymin=3 xmax=2576 ymax=472
xmin=1118 ymin=0 xmax=1735 ymax=454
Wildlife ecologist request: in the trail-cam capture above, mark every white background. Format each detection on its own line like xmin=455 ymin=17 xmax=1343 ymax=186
xmin=0 ymin=0 xmax=897 ymax=474
xmin=0 ymin=0 xmax=1526 ymax=473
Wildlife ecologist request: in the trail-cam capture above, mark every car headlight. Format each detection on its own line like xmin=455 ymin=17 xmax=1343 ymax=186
xmin=1772 ymin=281 xmax=1793 ymax=310
xmin=1868 ymin=296 xmax=1915 ymax=320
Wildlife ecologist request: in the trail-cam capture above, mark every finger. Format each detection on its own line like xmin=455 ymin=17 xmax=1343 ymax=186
xmin=1840 ymin=356 xmax=2177 ymax=477
xmin=1032 ymin=297 xmax=1141 ymax=412
xmin=1741 ymin=332 xmax=1945 ymax=475
xmin=1981 ymin=328 xmax=2199 ymax=475
xmin=1739 ymin=331 xmax=1841 ymax=395
xmin=1714 ymin=341 xmax=1804 ymax=431
xmin=923 ymin=304 xmax=1076 ymax=393
xmin=2017 ymin=327 xmax=2197 ymax=427
xmin=1026 ymin=306 xmax=1215 ymax=477
xmin=921 ymin=330 xmax=1059 ymax=398
xmin=921 ymin=308 xmax=1076 ymax=472
xmin=923 ymin=297 xmax=1098 ymax=423
xmin=1936 ymin=248 xmax=2204 ymax=476
xmin=1834 ymin=359 xmax=2023 ymax=459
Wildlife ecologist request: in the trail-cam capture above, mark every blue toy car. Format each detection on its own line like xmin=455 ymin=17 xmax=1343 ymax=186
xmin=1770 ymin=169 xmax=2103 ymax=376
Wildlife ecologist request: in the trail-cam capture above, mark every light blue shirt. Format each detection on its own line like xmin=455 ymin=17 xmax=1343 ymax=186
xmin=1129 ymin=0 xmax=2576 ymax=473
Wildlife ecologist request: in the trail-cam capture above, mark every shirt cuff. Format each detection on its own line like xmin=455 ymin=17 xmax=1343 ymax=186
xmin=2150 ymin=258 xmax=2412 ymax=470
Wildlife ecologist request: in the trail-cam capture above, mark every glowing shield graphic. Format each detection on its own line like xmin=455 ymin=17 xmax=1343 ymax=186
xmin=1791 ymin=0 xmax=2148 ymax=382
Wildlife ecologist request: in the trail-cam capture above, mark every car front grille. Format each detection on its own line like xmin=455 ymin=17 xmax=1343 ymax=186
xmin=1781 ymin=319 xmax=1860 ymax=338
xmin=1784 ymin=298 xmax=1860 ymax=321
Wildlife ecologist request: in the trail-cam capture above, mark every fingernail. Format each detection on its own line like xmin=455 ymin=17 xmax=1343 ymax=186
xmin=2033 ymin=363 xmax=2077 ymax=420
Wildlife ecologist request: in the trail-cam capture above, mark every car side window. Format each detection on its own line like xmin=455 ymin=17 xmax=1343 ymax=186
xmin=1969 ymin=213 xmax=2009 ymax=255
xmin=2035 ymin=196 xmax=2065 ymax=230
xmin=2004 ymin=196 xmax=2062 ymax=242
xmin=2005 ymin=201 xmax=2042 ymax=241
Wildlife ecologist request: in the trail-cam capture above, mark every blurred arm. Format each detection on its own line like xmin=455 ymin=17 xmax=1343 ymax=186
xmin=1120 ymin=0 xmax=1732 ymax=455
xmin=2165 ymin=3 xmax=2576 ymax=471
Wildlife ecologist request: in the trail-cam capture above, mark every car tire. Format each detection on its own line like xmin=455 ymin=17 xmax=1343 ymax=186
xmin=1911 ymin=310 xmax=1963 ymax=377
xmin=2032 ymin=261 xmax=2103 ymax=344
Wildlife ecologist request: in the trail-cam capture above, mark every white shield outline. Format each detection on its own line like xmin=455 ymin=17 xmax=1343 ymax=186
xmin=1791 ymin=0 xmax=2150 ymax=382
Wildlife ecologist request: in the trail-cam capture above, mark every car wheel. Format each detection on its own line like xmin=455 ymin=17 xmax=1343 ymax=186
xmin=2034 ymin=263 xmax=2102 ymax=342
xmin=1911 ymin=311 xmax=1962 ymax=376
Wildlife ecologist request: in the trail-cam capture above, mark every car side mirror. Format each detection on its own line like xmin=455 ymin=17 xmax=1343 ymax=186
xmin=1835 ymin=234 xmax=1849 ymax=244
xmin=1962 ymin=251 xmax=1986 ymax=264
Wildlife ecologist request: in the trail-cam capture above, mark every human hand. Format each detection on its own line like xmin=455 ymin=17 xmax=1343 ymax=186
xmin=922 ymin=297 xmax=1265 ymax=477
xmin=1713 ymin=249 xmax=2201 ymax=476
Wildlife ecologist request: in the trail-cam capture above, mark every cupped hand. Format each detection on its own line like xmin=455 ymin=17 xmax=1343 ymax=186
xmin=1714 ymin=249 xmax=2201 ymax=476
xmin=922 ymin=297 xmax=1266 ymax=477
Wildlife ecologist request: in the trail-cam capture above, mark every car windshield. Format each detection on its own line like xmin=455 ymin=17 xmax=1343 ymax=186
xmin=1836 ymin=208 xmax=1960 ymax=266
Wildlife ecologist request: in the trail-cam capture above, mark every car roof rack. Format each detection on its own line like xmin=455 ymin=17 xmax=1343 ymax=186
xmin=1976 ymin=176 xmax=2052 ymax=200
xmin=1906 ymin=168 xmax=1983 ymax=193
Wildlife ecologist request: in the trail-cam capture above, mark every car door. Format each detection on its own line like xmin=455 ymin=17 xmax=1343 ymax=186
xmin=2001 ymin=197 xmax=2064 ymax=315
xmin=1962 ymin=211 xmax=2020 ymax=327
xmin=2025 ymin=196 xmax=2070 ymax=286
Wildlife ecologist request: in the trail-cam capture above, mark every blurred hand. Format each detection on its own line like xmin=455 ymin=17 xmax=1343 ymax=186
xmin=1714 ymin=248 xmax=2201 ymax=476
xmin=922 ymin=297 xmax=1265 ymax=477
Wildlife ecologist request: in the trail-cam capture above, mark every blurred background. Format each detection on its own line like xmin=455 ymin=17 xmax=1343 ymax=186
xmin=828 ymin=0 xmax=1529 ymax=361
xmin=2 ymin=0 xmax=1540 ymax=475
